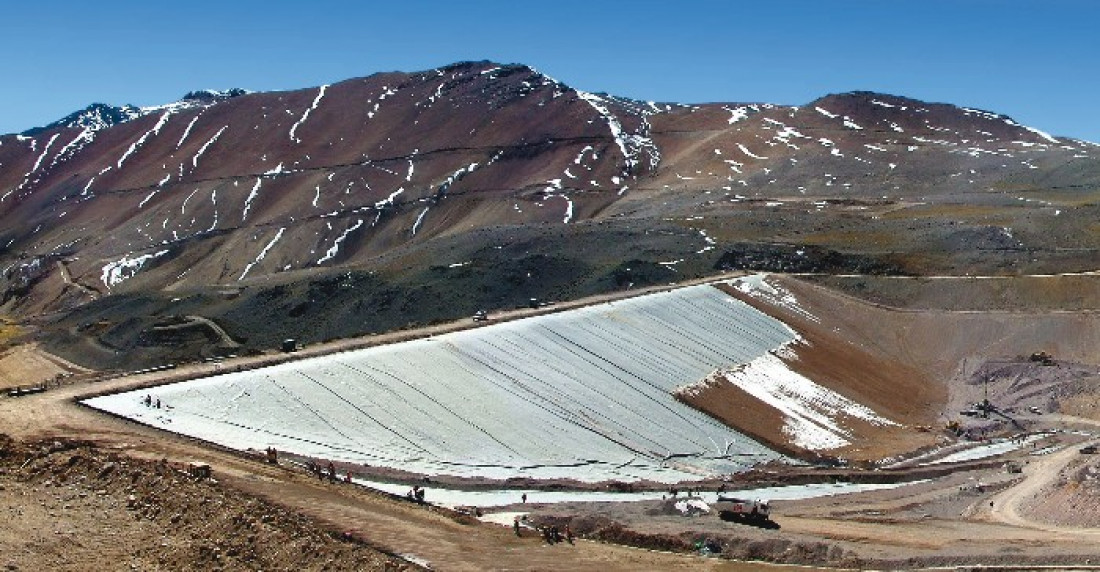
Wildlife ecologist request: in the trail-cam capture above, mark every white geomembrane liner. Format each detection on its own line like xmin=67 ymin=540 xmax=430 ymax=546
xmin=85 ymin=283 xmax=802 ymax=483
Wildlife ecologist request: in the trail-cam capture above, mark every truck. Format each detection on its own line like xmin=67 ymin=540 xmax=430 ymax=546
xmin=713 ymin=496 xmax=771 ymax=522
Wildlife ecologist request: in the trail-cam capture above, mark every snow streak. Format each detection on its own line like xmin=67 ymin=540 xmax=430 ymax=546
xmin=191 ymin=125 xmax=228 ymax=169
xmin=31 ymin=133 xmax=60 ymax=173
xmin=239 ymin=227 xmax=285 ymax=280
xmin=116 ymin=111 xmax=173 ymax=169
xmin=176 ymin=114 xmax=202 ymax=149
xmin=242 ymin=178 xmax=262 ymax=221
xmin=411 ymin=206 xmax=429 ymax=235
xmin=289 ymin=84 xmax=328 ymax=143
xmin=317 ymin=219 xmax=364 ymax=264
xmin=51 ymin=128 xmax=96 ymax=168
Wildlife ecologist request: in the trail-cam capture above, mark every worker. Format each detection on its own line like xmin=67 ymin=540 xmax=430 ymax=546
xmin=521 ymin=493 xmax=527 ymax=504
xmin=513 ymin=518 xmax=521 ymax=536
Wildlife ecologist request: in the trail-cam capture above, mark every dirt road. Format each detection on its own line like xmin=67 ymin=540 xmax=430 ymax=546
xmin=988 ymin=437 xmax=1100 ymax=534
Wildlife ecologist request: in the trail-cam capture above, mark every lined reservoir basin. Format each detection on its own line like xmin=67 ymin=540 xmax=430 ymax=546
xmin=85 ymin=282 xmax=798 ymax=483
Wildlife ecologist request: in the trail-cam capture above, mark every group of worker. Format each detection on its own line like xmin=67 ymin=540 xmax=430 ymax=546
xmin=142 ymin=394 xmax=162 ymax=409
xmin=540 ymin=524 xmax=573 ymax=545
xmin=406 ymin=485 xmax=427 ymax=503
xmin=307 ymin=459 xmax=353 ymax=483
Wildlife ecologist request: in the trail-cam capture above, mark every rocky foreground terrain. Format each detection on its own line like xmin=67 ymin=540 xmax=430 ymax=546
xmin=0 ymin=434 xmax=412 ymax=571
xmin=0 ymin=60 xmax=1097 ymax=368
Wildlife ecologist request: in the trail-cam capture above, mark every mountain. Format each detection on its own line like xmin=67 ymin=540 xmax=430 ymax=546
xmin=21 ymin=103 xmax=144 ymax=136
xmin=1 ymin=61 xmax=1097 ymax=368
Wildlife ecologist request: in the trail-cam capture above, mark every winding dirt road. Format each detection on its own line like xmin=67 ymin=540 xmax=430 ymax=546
xmin=988 ymin=436 xmax=1100 ymax=535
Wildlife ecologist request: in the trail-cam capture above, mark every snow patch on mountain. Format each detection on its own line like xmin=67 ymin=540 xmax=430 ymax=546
xmin=576 ymin=91 xmax=660 ymax=174
xmin=101 ymin=250 xmax=170 ymax=289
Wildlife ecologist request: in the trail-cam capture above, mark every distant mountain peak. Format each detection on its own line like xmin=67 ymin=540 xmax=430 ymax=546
xmin=180 ymin=88 xmax=249 ymax=102
xmin=22 ymin=102 xmax=142 ymax=136
xmin=20 ymin=88 xmax=250 ymax=137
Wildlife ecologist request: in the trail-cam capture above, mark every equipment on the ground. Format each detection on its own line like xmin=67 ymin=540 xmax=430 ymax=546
xmin=1029 ymin=352 xmax=1055 ymax=366
xmin=713 ymin=496 xmax=770 ymax=522
xmin=187 ymin=461 xmax=212 ymax=479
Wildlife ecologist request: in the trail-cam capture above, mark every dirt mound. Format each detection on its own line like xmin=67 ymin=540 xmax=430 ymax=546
xmin=0 ymin=435 xmax=415 ymax=571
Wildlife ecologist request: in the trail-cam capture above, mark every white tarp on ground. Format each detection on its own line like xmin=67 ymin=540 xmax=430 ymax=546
xmin=85 ymin=283 xmax=798 ymax=482
xmin=357 ymin=478 xmax=933 ymax=508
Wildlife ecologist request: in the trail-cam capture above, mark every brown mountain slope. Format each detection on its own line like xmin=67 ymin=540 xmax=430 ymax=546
xmin=1 ymin=61 xmax=1098 ymax=366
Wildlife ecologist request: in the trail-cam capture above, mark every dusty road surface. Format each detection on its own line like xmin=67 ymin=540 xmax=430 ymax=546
xmin=0 ymin=343 xmax=87 ymax=391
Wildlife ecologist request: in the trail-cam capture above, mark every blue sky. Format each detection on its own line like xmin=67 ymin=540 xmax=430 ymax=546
xmin=2 ymin=0 xmax=1097 ymax=141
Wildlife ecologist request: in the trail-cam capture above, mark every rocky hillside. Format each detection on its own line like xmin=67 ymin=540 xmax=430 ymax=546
xmin=1 ymin=61 xmax=1097 ymax=366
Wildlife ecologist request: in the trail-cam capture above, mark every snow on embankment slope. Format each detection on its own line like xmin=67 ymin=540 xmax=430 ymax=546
xmin=677 ymin=275 xmax=939 ymax=461
xmin=85 ymin=284 xmax=826 ymax=483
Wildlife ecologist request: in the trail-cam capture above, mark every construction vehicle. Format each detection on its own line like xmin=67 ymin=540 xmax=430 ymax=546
xmin=713 ymin=496 xmax=771 ymax=522
xmin=472 ymin=310 xmax=489 ymax=322
xmin=1029 ymin=351 xmax=1055 ymax=366
xmin=187 ymin=462 xmax=212 ymax=479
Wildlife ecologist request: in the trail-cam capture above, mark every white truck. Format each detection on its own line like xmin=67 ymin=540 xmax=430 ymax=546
xmin=713 ymin=496 xmax=771 ymax=522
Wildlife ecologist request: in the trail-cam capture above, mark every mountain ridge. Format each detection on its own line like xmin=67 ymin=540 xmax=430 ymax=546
xmin=1 ymin=60 xmax=1097 ymax=367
